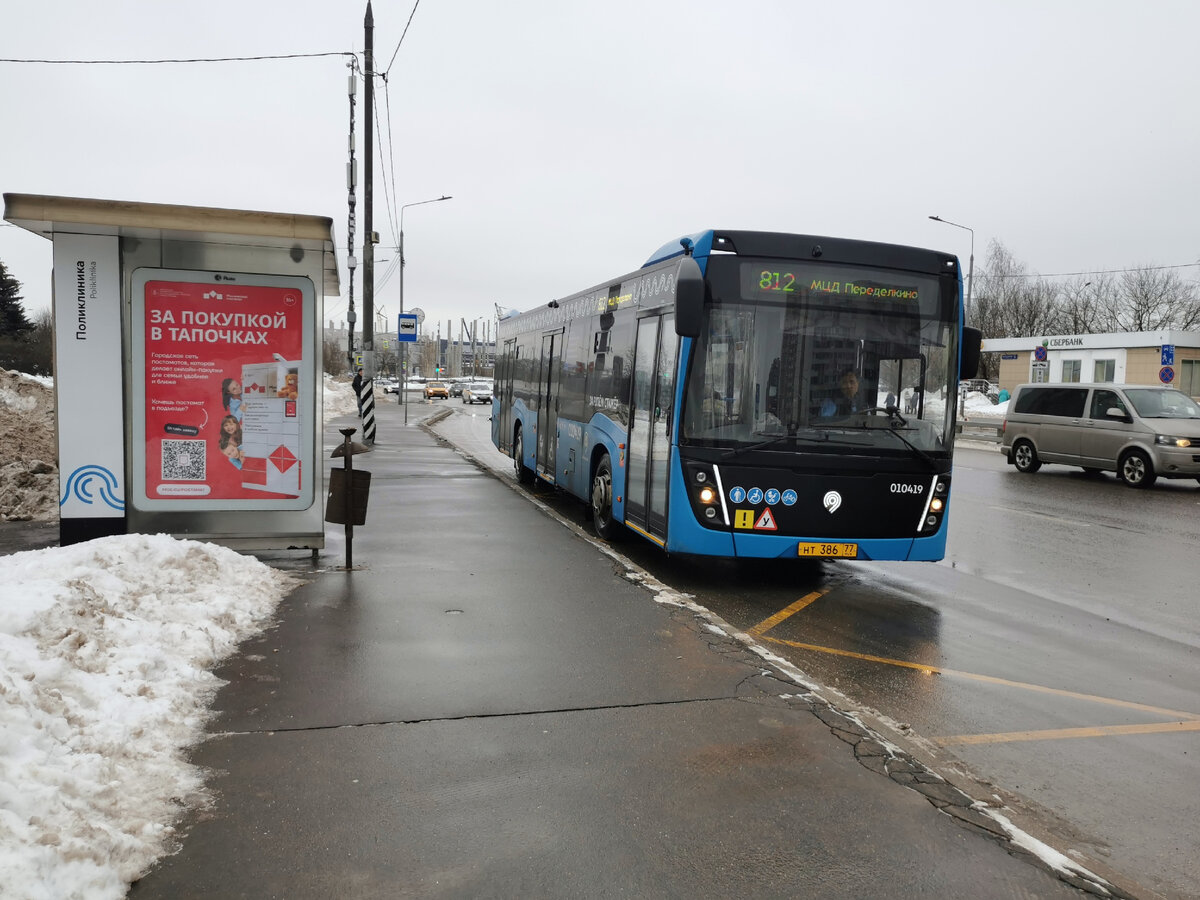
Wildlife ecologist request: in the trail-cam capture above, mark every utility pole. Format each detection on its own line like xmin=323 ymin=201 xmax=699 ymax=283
xmin=360 ymin=1 xmax=377 ymax=443
xmin=345 ymin=61 xmax=358 ymax=371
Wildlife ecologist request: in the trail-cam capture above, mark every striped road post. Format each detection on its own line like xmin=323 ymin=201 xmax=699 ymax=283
xmin=359 ymin=378 xmax=377 ymax=444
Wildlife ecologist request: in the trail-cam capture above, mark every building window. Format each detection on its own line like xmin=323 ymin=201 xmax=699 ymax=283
xmin=1093 ymin=359 xmax=1115 ymax=382
xmin=1062 ymin=359 xmax=1082 ymax=382
xmin=1181 ymin=359 xmax=1200 ymax=398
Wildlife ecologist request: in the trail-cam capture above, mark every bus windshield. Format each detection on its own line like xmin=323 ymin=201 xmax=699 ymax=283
xmin=681 ymin=258 xmax=958 ymax=455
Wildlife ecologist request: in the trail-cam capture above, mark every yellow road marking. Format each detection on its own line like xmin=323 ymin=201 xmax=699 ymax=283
xmin=746 ymin=589 xmax=829 ymax=636
xmin=749 ymin=590 xmax=1200 ymax=746
xmin=762 ymin=635 xmax=939 ymax=672
xmin=937 ymin=720 xmax=1200 ymax=746
xmin=761 ymin=634 xmax=1200 ymax=722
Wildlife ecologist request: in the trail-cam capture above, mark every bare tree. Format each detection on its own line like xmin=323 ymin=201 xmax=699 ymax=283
xmin=1107 ymin=266 xmax=1200 ymax=332
xmin=1051 ymin=275 xmax=1110 ymax=335
xmin=966 ymin=241 xmax=1200 ymax=349
xmin=1003 ymin=278 xmax=1060 ymax=337
xmin=974 ymin=240 xmax=1061 ymax=337
xmin=974 ymin=240 xmax=1034 ymax=335
xmin=323 ymin=336 xmax=348 ymax=376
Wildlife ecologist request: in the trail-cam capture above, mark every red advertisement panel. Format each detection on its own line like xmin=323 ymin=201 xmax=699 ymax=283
xmin=142 ymin=280 xmax=306 ymax=501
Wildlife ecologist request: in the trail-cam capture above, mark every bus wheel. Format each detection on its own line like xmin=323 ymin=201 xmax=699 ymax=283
xmin=1012 ymin=440 xmax=1041 ymax=473
xmin=1118 ymin=449 xmax=1156 ymax=489
xmin=591 ymin=454 xmax=620 ymax=540
xmin=513 ymin=428 xmax=534 ymax=485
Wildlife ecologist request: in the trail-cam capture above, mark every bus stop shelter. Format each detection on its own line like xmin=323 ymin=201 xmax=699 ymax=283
xmin=3 ymin=193 xmax=340 ymax=549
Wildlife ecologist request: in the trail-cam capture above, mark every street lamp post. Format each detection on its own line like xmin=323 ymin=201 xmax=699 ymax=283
xmin=928 ymin=215 xmax=974 ymax=325
xmin=398 ymin=195 xmax=452 ymax=423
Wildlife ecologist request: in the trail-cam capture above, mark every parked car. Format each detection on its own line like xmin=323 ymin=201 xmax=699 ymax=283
xmin=379 ymin=377 xmax=400 ymax=394
xmin=462 ymin=382 xmax=493 ymax=405
xmin=423 ymin=380 xmax=449 ymax=399
xmin=1001 ymin=382 xmax=1200 ymax=488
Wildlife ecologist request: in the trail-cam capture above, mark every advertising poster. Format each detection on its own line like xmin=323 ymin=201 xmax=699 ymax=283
xmin=133 ymin=272 xmax=313 ymax=508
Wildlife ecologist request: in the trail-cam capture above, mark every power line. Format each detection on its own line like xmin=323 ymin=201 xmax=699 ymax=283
xmin=375 ymin=84 xmax=400 ymax=252
xmin=384 ymin=0 xmax=422 ymax=76
xmin=986 ymin=262 xmax=1200 ymax=280
xmin=0 ymin=52 xmax=352 ymax=65
xmin=373 ymin=80 xmax=403 ymax=295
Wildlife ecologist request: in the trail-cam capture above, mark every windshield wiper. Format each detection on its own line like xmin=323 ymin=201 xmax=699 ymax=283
xmin=860 ymin=405 xmax=908 ymax=427
xmin=720 ymin=429 xmax=868 ymax=461
xmin=879 ymin=422 xmax=939 ymax=470
xmin=839 ymin=406 xmax=939 ymax=470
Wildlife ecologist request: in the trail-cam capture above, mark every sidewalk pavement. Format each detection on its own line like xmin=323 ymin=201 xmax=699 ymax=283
xmin=124 ymin=398 xmax=1101 ymax=899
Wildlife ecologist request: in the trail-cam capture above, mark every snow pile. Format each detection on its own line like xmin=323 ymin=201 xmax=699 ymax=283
xmin=962 ymin=391 xmax=1009 ymax=419
xmin=0 ymin=534 xmax=294 ymax=900
xmin=0 ymin=370 xmax=58 ymax=522
xmin=323 ymin=372 xmax=358 ymax=420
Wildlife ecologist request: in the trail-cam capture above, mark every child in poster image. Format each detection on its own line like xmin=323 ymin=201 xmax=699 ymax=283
xmin=221 ymin=378 xmax=243 ymax=421
xmin=218 ymin=414 xmax=245 ymax=468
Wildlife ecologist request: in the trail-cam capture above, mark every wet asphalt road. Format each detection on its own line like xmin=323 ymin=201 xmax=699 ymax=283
xmin=432 ymin=403 xmax=1200 ymax=899
xmin=4 ymin=395 xmax=1193 ymax=897
xmin=127 ymin=400 xmax=1098 ymax=899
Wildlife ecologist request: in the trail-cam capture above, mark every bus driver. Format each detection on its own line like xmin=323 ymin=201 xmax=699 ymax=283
xmin=821 ymin=370 xmax=862 ymax=416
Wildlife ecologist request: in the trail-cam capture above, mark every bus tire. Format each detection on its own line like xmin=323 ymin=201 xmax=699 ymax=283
xmin=513 ymin=427 xmax=534 ymax=485
xmin=1011 ymin=439 xmax=1041 ymax=473
xmin=1118 ymin=449 xmax=1156 ymax=489
xmin=591 ymin=453 xmax=621 ymax=541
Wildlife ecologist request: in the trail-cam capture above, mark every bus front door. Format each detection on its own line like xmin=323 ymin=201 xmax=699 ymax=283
xmin=496 ymin=338 xmax=516 ymax=453
xmin=625 ymin=314 xmax=676 ymax=539
xmin=537 ymin=331 xmax=561 ymax=480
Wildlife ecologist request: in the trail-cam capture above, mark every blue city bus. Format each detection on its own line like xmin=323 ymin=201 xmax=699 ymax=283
xmin=492 ymin=230 xmax=981 ymax=560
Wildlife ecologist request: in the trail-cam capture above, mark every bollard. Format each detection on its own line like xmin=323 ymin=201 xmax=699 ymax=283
xmin=342 ymin=429 xmax=354 ymax=565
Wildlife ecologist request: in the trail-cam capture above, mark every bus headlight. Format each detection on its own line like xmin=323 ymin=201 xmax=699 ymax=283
xmin=686 ymin=462 xmax=729 ymax=528
xmin=917 ymin=475 xmax=950 ymax=535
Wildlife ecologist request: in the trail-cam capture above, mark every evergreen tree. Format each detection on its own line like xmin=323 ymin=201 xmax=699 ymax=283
xmin=0 ymin=260 xmax=34 ymax=337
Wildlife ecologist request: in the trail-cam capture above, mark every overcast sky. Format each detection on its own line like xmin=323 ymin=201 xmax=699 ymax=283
xmin=4 ymin=0 xmax=1199 ymax=338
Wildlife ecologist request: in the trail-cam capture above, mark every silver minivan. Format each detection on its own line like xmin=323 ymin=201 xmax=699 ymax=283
xmin=1001 ymin=382 xmax=1200 ymax=488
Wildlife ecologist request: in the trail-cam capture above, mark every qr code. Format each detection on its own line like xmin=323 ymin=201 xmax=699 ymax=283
xmin=161 ymin=439 xmax=207 ymax=481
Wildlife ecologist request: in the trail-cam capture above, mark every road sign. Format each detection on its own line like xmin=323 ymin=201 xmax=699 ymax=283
xmin=1034 ymin=345 xmax=1047 ymax=362
xmin=1160 ymin=366 xmax=1175 ymax=384
xmin=1162 ymin=345 xmax=1175 ymax=366
xmin=396 ymin=314 xmax=418 ymax=343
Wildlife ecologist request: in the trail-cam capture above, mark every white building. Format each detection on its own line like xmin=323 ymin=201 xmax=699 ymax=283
xmin=982 ymin=330 xmax=1200 ymax=398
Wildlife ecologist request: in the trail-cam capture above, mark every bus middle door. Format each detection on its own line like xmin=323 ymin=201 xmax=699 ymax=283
xmin=625 ymin=313 xmax=677 ymax=539
xmin=536 ymin=330 xmax=562 ymax=481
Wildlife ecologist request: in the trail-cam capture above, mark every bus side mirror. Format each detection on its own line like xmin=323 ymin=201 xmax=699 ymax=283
xmin=674 ymin=255 xmax=704 ymax=338
xmin=960 ymin=326 xmax=982 ymax=379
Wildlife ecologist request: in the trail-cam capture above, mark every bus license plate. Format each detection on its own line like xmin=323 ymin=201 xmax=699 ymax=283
xmin=797 ymin=542 xmax=858 ymax=558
